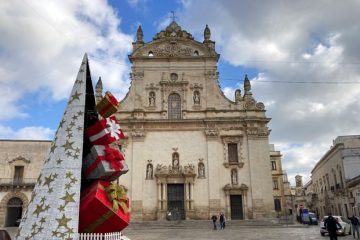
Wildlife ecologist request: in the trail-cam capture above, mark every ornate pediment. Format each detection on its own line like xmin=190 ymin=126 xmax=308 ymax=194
xmin=154 ymin=163 xmax=196 ymax=177
xmin=8 ymin=156 xmax=30 ymax=164
xmin=153 ymin=21 xmax=194 ymax=40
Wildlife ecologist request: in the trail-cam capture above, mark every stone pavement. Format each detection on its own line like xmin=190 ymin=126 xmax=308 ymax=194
xmin=4 ymin=220 xmax=356 ymax=240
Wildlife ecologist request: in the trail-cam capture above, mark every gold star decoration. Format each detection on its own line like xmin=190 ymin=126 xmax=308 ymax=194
xmin=61 ymin=191 xmax=76 ymax=206
xmin=56 ymin=214 xmax=71 ymax=228
xmin=77 ymin=126 xmax=83 ymax=132
xmin=67 ymin=133 xmax=73 ymax=139
xmin=56 ymin=158 xmax=63 ymax=165
xmin=65 ymin=183 xmax=72 ymax=190
xmin=77 ymin=110 xmax=84 ymax=116
xmin=44 ymin=204 xmax=50 ymax=211
xmin=33 ymin=203 xmax=45 ymax=217
xmin=75 ymin=147 xmax=81 ymax=153
xmin=72 ymin=115 xmax=79 ymax=121
xmin=66 ymin=172 xmax=73 ymax=179
xmin=31 ymin=223 xmax=37 ymax=230
xmin=70 ymin=177 xmax=77 ymax=184
xmin=40 ymin=196 xmax=46 ymax=203
xmin=69 ymin=91 xmax=82 ymax=104
xmin=73 ymin=153 xmax=80 ymax=159
xmin=69 ymin=121 xmax=76 ymax=127
xmin=48 ymin=187 xmax=53 ymax=193
xmin=50 ymin=143 xmax=57 ymax=153
xmin=65 ymin=127 xmax=72 ymax=134
xmin=58 ymin=204 xmax=65 ymax=212
xmin=62 ymin=140 xmax=75 ymax=151
xmin=59 ymin=119 xmax=66 ymax=129
xmin=40 ymin=217 xmax=46 ymax=224
xmin=43 ymin=174 xmax=55 ymax=188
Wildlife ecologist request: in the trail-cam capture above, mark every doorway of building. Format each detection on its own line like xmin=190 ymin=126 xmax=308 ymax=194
xmin=167 ymin=184 xmax=185 ymax=220
xmin=230 ymin=195 xmax=243 ymax=219
xmin=5 ymin=197 xmax=23 ymax=227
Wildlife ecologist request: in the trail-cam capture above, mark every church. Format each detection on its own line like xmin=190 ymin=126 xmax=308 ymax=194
xmin=95 ymin=21 xmax=276 ymax=221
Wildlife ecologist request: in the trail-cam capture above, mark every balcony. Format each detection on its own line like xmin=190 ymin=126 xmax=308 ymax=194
xmin=0 ymin=178 xmax=37 ymax=188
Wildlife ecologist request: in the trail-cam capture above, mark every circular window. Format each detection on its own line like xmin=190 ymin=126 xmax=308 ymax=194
xmin=170 ymin=73 xmax=178 ymax=81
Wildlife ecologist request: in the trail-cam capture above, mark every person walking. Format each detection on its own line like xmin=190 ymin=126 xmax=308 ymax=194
xmin=219 ymin=212 xmax=225 ymax=230
xmin=325 ymin=213 xmax=342 ymax=240
xmin=211 ymin=214 xmax=218 ymax=230
xmin=348 ymin=215 xmax=360 ymax=239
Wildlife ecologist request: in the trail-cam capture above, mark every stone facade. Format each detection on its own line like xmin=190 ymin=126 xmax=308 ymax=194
xmin=307 ymin=135 xmax=360 ymax=218
xmin=0 ymin=140 xmax=51 ymax=227
xmin=97 ymin=21 xmax=276 ymax=220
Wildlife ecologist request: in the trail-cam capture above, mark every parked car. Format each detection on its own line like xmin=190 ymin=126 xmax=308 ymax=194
xmin=320 ymin=215 xmax=351 ymax=236
xmin=308 ymin=212 xmax=318 ymax=225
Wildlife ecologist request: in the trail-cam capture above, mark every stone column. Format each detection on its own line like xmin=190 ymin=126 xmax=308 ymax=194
xmin=190 ymin=183 xmax=194 ymax=210
xmin=185 ymin=181 xmax=190 ymax=211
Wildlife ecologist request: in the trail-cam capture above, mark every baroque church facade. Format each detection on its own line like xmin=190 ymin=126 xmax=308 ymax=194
xmin=96 ymin=22 xmax=276 ymax=220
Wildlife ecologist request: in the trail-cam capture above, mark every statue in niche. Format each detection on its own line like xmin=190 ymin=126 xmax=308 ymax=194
xmin=235 ymin=89 xmax=241 ymax=102
xmin=149 ymin=91 xmax=155 ymax=106
xmin=231 ymin=169 xmax=238 ymax=185
xmin=198 ymin=163 xmax=205 ymax=178
xmin=146 ymin=164 xmax=153 ymax=179
xmin=172 ymin=153 xmax=179 ymax=167
xmin=193 ymin=91 xmax=200 ymax=105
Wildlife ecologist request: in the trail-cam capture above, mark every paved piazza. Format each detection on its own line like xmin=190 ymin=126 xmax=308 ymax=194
xmin=122 ymin=222 xmax=355 ymax=240
xmin=5 ymin=223 xmax=355 ymax=239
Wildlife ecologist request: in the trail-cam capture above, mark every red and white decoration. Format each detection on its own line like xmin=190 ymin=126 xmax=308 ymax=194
xmin=86 ymin=116 xmax=125 ymax=145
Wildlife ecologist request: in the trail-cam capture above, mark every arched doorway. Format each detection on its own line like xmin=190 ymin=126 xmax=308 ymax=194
xmin=5 ymin=197 xmax=22 ymax=227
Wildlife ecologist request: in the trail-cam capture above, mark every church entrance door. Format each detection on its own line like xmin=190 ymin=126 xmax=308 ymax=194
xmin=230 ymin=195 xmax=243 ymax=219
xmin=167 ymin=184 xmax=185 ymax=220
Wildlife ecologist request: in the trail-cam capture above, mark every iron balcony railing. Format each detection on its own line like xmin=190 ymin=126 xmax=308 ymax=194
xmin=0 ymin=178 xmax=37 ymax=187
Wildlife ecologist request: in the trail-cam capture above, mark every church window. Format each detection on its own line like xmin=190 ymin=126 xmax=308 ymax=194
xmin=273 ymin=179 xmax=279 ymax=189
xmin=148 ymin=51 xmax=154 ymax=57
xmin=168 ymin=93 xmax=181 ymax=119
xmin=14 ymin=166 xmax=24 ymax=184
xmin=228 ymin=143 xmax=238 ymax=163
xmin=271 ymin=160 xmax=277 ymax=170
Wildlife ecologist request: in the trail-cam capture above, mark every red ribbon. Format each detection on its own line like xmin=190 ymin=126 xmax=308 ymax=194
xmin=85 ymin=147 xmax=124 ymax=177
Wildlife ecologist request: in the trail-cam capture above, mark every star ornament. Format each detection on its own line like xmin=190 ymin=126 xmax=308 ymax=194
xmin=62 ymin=140 xmax=75 ymax=151
xmin=61 ymin=191 xmax=76 ymax=206
xmin=56 ymin=214 xmax=71 ymax=228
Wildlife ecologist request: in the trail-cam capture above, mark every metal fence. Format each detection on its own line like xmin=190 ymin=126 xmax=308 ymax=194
xmin=79 ymin=232 xmax=130 ymax=240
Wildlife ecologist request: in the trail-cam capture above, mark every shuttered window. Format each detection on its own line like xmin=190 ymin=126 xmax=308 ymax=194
xmin=228 ymin=143 xmax=238 ymax=163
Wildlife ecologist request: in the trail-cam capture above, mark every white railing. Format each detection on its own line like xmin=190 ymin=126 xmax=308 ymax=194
xmin=79 ymin=232 xmax=130 ymax=240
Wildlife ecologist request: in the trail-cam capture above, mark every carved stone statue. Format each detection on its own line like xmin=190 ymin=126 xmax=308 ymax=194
xmin=204 ymin=24 xmax=211 ymax=41
xmin=231 ymin=169 xmax=238 ymax=185
xmin=193 ymin=91 xmax=200 ymax=105
xmin=244 ymin=74 xmax=251 ymax=94
xmin=136 ymin=25 xmax=144 ymax=43
xmin=146 ymin=164 xmax=153 ymax=179
xmin=173 ymin=153 xmax=179 ymax=167
xmin=198 ymin=163 xmax=205 ymax=178
xmin=235 ymin=89 xmax=241 ymax=102
xmin=149 ymin=92 xmax=155 ymax=106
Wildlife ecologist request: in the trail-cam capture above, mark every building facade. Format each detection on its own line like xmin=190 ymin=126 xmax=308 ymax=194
xmin=308 ymin=135 xmax=360 ymax=218
xmin=0 ymin=140 xmax=51 ymax=227
xmin=98 ymin=21 xmax=276 ymax=221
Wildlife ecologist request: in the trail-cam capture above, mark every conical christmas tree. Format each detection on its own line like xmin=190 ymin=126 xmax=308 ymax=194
xmin=16 ymin=54 xmax=98 ymax=240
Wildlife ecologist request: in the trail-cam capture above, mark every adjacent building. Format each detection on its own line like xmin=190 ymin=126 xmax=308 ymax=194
xmin=0 ymin=140 xmax=51 ymax=227
xmin=307 ymin=135 xmax=360 ymax=218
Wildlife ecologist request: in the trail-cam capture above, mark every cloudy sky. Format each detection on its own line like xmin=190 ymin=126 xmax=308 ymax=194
xmin=1 ymin=0 xmax=360 ymax=184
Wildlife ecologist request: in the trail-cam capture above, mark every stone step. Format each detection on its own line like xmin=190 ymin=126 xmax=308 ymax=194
xmin=125 ymin=219 xmax=298 ymax=230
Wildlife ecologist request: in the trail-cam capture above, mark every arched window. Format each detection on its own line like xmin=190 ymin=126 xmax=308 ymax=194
xmin=6 ymin=197 xmax=23 ymax=227
xmin=168 ymin=93 xmax=181 ymax=119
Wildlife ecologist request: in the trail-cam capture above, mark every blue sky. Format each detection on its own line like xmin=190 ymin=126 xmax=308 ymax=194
xmin=1 ymin=0 xmax=360 ymax=184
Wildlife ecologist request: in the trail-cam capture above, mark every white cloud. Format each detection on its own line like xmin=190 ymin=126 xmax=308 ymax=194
xmin=0 ymin=0 xmax=133 ymax=120
xmin=0 ymin=125 xmax=54 ymax=140
xmin=179 ymin=0 xmax=360 ymax=184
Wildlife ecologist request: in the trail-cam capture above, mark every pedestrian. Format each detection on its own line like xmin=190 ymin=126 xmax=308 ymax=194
xmin=211 ymin=214 xmax=218 ymax=230
xmin=347 ymin=215 xmax=360 ymax=239
xmin=325 ymin=213 xmax=342 ymax=240
xmin=219 ymin=212 xmax=225 ymax=229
